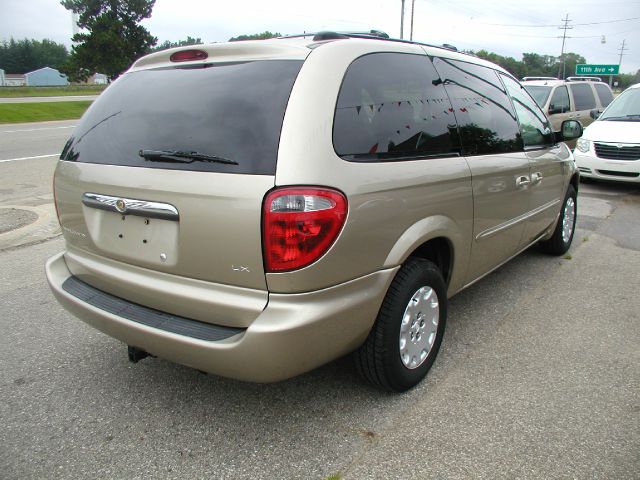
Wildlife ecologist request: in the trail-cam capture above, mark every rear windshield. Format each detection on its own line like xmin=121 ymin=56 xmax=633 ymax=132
xmin=60 ymin=60 xmax=303 ymax=174
xmin=523 ymin=85 xmax=552 ymax=108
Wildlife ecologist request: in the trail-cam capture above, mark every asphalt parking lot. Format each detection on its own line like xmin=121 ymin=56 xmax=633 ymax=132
xmin=1 ymin=122 xmax=639 ymax=479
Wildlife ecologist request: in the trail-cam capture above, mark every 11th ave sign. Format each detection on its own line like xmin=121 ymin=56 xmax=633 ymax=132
xmin=576 ymin=64 xmax=620 ymax=75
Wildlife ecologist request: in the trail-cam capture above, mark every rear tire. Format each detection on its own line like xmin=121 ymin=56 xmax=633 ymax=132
xmin=540 ymin=185 xmax=577 ymax=255
xmin=355 ymin=258 xmax=447 ymax=392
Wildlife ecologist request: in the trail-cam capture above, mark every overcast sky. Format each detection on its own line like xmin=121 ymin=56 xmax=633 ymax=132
xmin=1 ymin=0 xmax=639 ymax=74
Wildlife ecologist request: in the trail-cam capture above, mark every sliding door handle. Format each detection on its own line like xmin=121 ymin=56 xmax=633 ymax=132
xmin=531 ymin=172 xmax=543 ymax=184
xmin=516 ymin=176 xmax=531 ymax=188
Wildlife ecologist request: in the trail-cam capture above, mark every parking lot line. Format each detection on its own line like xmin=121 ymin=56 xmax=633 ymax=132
xmin=0 ymin=125 xmax=75 ymax=134
xmin=0 ymin=154 xmax=58 ymax=163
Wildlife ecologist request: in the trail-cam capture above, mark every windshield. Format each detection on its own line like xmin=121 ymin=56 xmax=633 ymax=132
xmin=61 ymin=60 xmax=303 ymax=174
xmin=523 ymin=85 xmax=552 ymax=108
xmin=600 ymin=87 xmax=640 ymax=121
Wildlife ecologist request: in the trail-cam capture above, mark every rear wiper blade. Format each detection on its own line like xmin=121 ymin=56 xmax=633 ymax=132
xmin=138 ymin=149 xmax=238 ymax=165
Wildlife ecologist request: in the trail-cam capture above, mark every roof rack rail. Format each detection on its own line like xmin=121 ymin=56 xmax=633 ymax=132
xmin=566 ymin=76 xmax=602 ymax=82
xmin=281 ymin=30 xmax=390 ymax=41
xmin=280 ymin=30 xmax=465 ymax=57
xmin=522 ymin=76 xmax=558 ymax=81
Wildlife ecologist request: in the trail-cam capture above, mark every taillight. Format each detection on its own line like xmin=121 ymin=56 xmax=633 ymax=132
xmin=169 ymin=49 xmax=208 ymax=62
xmin=52 ymin=174 xmax=60 ymax=223
xmin=263 ymin=187 xmax=348 ymax=272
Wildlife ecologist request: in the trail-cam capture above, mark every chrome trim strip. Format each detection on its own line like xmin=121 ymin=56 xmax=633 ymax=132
xmin=476 ymin=199 xmax=561 ymax=241
xmin=460 ymin=231 xmax=550 ymax=293
xmin=82 ymin=193 xmax=179 ymax=221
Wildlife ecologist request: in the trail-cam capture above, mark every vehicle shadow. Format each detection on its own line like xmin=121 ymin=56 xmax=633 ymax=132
xmin=15 ymin=239 xmax=577 ymax=478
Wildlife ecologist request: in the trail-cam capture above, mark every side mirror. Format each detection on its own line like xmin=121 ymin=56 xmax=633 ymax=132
xmin=590 ymin=109 xmax=601 ymax=120
xmin=559 ymin=119 xmax=583 ymax=141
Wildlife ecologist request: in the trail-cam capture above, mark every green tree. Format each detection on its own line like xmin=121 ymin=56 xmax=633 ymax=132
xmin=0 ymin=38 xmax=69 ymax=73
xmin=557 ymin=52 xmax=587 ymax=79
xmin=60 ymin=0 xmax=157 ymax=82
xmin=228 ymin=31 xmax=281 ymax=42
xmin=616 ymin=70 xmax=640 ymax=90
xmin=522 ymin=52 xmax=557 ymax=77
xmin=152 ymin=36 xmax=203 ymax=52
xmin=474 ymin=49 xmax=525 ymax=79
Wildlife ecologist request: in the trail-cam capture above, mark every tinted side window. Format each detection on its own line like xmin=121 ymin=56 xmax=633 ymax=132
xmin=432 ymin=57 xmax=522 ymax=156
xmin=333 ymin=53 xmax=460 ymax=161
xmin=501 ymin=75 xmax=554 ymax=148
xmin=594 ymin=83 xmax=614 ymax=107
xmin=569 ymin=83 xmax=597 ymax=110
xmin=549 ymin=86 xmax=570 ymax=113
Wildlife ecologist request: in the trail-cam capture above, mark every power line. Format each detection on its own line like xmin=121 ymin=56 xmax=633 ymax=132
xmin=477 ymin=15 xmax=640 ymax=28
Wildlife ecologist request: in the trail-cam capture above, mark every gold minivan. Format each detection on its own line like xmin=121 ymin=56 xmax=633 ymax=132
xmin=46 ymin=32 xmax=582 ymax=391
xmin=523 ymin=77 xmax=614 ymax=139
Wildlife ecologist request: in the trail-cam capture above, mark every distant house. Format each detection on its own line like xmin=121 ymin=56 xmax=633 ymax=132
xmin=25 ymin=67 xmax=69 ymax=86
xmin=4 ymin=73 xmax=26 ymax=86
xmin=0 ymin=68 xmax=5 ymax=86
xmin=90 ymin=73 xmax=108 ymax=85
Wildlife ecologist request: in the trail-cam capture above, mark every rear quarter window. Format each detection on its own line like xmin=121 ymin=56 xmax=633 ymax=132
xmin=569 ymin=83 xmax=597 ymax=111
xmin=594 ymin=83 xmax=614 ymax=108
xmin=333 ymin=53 xmax=460 ymax=161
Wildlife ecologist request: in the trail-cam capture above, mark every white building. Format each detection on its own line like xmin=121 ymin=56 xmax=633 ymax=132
xmin=4 ymin=74 xmax=26 ymax=86
xmin=90 ymin=73 xmax=108 ymax=85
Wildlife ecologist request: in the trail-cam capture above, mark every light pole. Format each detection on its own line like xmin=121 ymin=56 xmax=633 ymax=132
xmin=400 ymin=0 xmax=405 ymax=39
xmin=410 ymin=0 xmax=416 ymax=41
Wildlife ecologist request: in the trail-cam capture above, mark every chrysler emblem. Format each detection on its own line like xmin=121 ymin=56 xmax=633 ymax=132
xmin=115 ymin=199 xmax=127 ymax=213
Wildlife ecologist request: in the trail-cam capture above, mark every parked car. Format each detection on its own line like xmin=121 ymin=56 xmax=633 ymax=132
xmin=45 ymin=31 xmax=582 ymax=391
xmin=574 ymin=83 xmax=640 ymax=183
xmin=523 ymin=77 xmax=614 ymax=146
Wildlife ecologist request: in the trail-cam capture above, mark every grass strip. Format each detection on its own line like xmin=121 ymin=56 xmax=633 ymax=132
xmin=0 ymin=85 xmax=106 ymax=98
xmin=0 ymin=101 xmax=92 ymax=123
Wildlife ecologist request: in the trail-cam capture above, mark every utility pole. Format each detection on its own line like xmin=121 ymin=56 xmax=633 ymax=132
xmin=410 ymin=0 xmax=416 ymax=41
xmin=613 ymin=39 xmax=628 ymax=87
xmin=400 ymin=0 xmax=405 ymax=39
xmin=557 ymin=14 xmax=573 ymax=79
xmin=617 ymin=39 xmax=628 ymax=68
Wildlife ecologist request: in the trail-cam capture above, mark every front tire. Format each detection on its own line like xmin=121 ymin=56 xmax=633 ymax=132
xmin=355 ymin=258 xmax=447 ymax=392
xmin=540 ymin=185 xmax=577 ymax=255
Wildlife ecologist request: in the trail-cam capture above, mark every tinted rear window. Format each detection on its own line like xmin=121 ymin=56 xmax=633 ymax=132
xmin=549 ymin=86 xmax=570 ymax=113
xmin=333 ymin=53 xmax=460 ymax=161
xmin=432 ymin=58 xmax=523 ymax=156
xmin=569 ymin=83 xmax=597 ymax=111
xmin=61 ymin=60 xmax=303 ymax=174
xmin=594 ymin=83 xmax=614 ymax=107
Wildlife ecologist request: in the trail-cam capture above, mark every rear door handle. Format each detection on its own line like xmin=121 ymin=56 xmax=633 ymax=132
xmin=516 ymin=176 xmax=531 ymax=188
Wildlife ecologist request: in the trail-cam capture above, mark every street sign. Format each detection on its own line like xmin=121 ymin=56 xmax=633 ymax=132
xmin=575 ymin=64 xmax=619 ymax=75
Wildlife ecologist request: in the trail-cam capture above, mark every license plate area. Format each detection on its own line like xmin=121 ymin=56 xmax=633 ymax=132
xmin=83 ymin=207 xmax=179 ymax=267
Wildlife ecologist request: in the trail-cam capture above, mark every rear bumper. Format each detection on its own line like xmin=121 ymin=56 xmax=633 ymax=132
xmin=46 ymin=252 xmax=397 ymax=382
